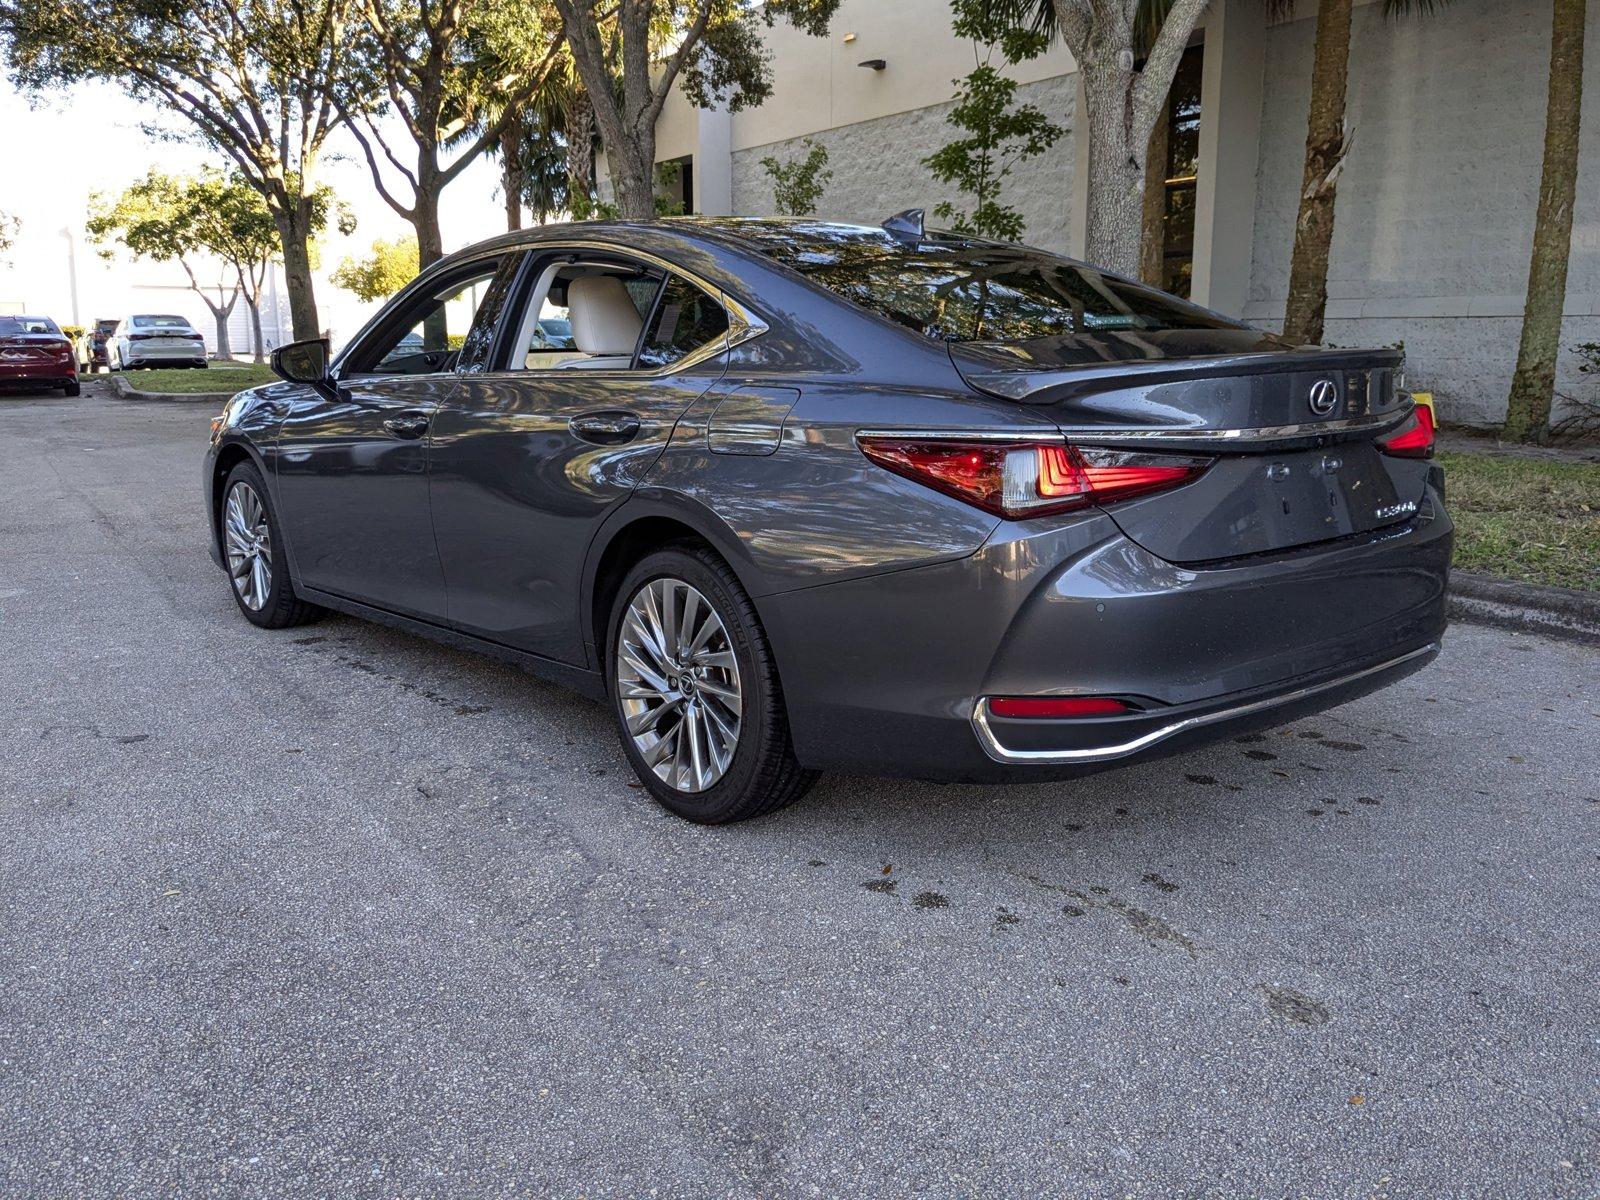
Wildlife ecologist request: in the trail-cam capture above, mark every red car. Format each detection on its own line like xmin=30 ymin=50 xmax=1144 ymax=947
xmin=0 ymin=315 xmax=79 ymax=395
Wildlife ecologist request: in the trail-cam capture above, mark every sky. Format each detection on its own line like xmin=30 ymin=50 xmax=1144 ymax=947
xmin=0 ymin=75 xmax=516 ymax=346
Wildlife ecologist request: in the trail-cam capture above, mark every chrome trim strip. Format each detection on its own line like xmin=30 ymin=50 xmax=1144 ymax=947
xmin=852 ymin=407 xmax=1411 ymax=450
xmin=1057 ymin=407 xmax=1413 ymax=446
xmin=971 ymin=643 xmax=1440 ymax=765
xmin=854 ymin=427 xmax=1066 ymax=443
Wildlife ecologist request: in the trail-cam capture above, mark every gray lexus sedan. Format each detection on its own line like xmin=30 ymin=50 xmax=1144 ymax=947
xmin=204 ymin=216 xmax=1450 ymax=823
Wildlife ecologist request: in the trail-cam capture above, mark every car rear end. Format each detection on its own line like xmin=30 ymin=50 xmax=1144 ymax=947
xmin=122 ymin=315 xmax=208 ymax=368
xmin=739 ymin=226 xmax=1450 ymax=781
xmin=0 ymin=316 xmax=78 ymax=392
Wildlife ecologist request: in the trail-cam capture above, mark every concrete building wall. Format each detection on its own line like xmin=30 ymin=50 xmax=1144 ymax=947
xmin=725 ymin=0 xmax=1078 ymax=153
xmin=730 ymin=73 xmax=1079 ymax=254
xmin=1244 ymin=0 xmax=1600 ymax=426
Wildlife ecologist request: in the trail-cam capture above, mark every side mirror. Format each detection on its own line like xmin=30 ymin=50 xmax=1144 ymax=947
xmin=271 ymin=338 xmax=331 ymax=385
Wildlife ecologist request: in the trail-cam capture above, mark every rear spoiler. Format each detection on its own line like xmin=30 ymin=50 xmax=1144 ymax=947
xmin=957 ymin=347 xmax=1406 ymax=405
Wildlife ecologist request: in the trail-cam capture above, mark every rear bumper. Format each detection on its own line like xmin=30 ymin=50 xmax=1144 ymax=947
xmin=970 ymin=641 xmax=1437 ymax=766
xmin=0 ymin=361 xmax=74 ymax=382
xmin=763 ymin=487 xmax=1452 ymax=782
xmin=125 ymin=346 xmax=206 ymax=365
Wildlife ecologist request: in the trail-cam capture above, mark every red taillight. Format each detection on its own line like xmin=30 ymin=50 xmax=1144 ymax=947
xmin=857 ymin=435 xmax=1209 ymax=519
xmin=1378 ymin=402 xmax=1435 ymax=459
xmin=988 ymin=696 xmax=1131 ymax=718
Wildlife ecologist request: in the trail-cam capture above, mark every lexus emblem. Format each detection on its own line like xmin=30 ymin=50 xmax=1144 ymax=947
xmin=1308 ymin=378 xmax=1339 ymax=417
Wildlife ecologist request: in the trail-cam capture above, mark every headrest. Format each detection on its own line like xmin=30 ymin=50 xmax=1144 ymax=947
xmin=567 ymin=275 xmax=644 ymax=357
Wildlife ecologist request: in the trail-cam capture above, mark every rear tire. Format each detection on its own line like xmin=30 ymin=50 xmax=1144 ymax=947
xmin=221 ymin=461 xmax=324 ymax=629
xmin=63 ymin=381 xmax=80 ymax=397
xmin=607 ymin=545 xmax=818 ymax=823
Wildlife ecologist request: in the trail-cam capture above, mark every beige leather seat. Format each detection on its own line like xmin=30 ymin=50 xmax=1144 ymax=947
xmin=561 ymin=275 xmax=643 ymax=369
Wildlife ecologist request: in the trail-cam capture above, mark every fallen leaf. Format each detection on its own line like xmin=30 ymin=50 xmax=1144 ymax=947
xmin=1349 ymin=1095 xmax=1365 ymax=1105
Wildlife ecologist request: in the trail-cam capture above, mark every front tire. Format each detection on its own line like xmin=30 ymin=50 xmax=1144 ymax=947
xmin=221 ymin=462 xmax=323 ymax=629
xmin=608 ymin=545 xmax=818 ymax=823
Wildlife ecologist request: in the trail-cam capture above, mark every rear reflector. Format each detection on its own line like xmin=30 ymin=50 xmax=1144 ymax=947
xmin=857 ymin=435 xmax=1209 ymax=520
xmin=1378 ymin=401 xmax=1435 ymax=459
xmin=988 ymin=696 xmax=1131 ymax=719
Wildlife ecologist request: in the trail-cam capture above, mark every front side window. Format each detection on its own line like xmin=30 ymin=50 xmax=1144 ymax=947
xmin=345 ymin=260 xmax=503 ymax=376
xmin=637 ymin=276 xmax=730 ymax=368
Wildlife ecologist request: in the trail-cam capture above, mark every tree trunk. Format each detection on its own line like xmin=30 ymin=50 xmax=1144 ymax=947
xmin=1082 ymin=63 xmax=1146 ymax=276
xmin=413 ymin=170 xmax=446 ymax=269
xmin=565 ymin=89 xmax=595 ymax=208
xmin=501 ymin=113 xmax=525 ymax=232
xmin=246 ymin=295 xmax=264 ymax=363
xmin=413 ymin=177 xmax=448 ymax=349
xmin=1504 ymin=0 xmax=1586 ymax=443
xmin=1141 ymin=107 xmax=1171 ymax=287
xmin=197 ymin=289 xmax=237 ymax=361
xmin=1282 ymin=0 xmax=1353 ymax=347
xmin=273 ymin=201 xmax=321 ymax=342
xmin=608 ymin=136 xmax=657 ymax=220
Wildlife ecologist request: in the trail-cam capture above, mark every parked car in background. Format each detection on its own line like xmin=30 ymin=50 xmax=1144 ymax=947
xmin=108 ymin=315 xmax=208 ymax=370
xmin=75 ymin=318 xmax=120 ymax=373
xmin=204 ymin=216 xmax=1450 ymax=824
xmin=0 ymin=314 xmax=78 ymax=395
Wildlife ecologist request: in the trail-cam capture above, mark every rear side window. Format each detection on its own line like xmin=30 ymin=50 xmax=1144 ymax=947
xmin=740 ymin=223 xmax=1236 ymax=343
xmin=638 ymin=276 xmax=729 ymax=368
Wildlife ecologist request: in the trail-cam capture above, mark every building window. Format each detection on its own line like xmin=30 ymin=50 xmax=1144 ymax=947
xmin=1142 ymin=44 xmax=1204 ymax=299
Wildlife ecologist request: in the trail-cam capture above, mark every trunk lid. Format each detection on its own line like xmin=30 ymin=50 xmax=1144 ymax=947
xmin=950 ymin=333 xmax=1421 ymax=564
xmin=0 ymin=333 xmax=72 ymax=362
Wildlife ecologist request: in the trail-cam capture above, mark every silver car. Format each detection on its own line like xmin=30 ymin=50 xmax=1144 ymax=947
xmin=108 ymin=314 xmax=208 ymax=370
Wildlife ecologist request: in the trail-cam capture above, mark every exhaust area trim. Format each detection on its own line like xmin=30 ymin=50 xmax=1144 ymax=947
xmin=970 ymin=643 xmax=1440 ymax=765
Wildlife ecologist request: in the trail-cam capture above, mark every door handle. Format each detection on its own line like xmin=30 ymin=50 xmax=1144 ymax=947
xmin=569 ymin=411 xmax=641 ymax=445
xmin=383 ymin=412 xmax=432 ymax=439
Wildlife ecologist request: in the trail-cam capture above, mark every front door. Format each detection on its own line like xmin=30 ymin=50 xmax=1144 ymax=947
xmin=429 ymin=254 xmax=733 ymax=665
xmin=272 ymin=256 xmax=512 ymax=620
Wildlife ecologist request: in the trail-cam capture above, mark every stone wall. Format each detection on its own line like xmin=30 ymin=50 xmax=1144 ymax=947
xmin=730 ymin=74 xmax=1079 ymax=256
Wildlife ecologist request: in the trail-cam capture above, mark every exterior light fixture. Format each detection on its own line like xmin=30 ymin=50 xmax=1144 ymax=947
xmin=858 ymin=58 xmax=886 ymax=70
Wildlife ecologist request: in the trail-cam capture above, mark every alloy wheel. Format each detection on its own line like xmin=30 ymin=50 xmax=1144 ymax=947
xmin=615 ymin=577 xmax=743 ymax=793
xmin=224 ymin=481 xmax=273 ymax=611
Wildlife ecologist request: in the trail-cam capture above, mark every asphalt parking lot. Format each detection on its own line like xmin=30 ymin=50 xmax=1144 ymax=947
xmin=2 ymin=384 xmax=1596 ymax=1198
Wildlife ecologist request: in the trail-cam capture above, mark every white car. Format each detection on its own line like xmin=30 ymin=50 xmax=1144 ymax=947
xmin=107 ymin=314 xmax=208 ymax=370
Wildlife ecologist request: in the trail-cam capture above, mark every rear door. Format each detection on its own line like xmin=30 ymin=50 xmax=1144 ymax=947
xmin=430 ymin=250 xmax=732 ymax=665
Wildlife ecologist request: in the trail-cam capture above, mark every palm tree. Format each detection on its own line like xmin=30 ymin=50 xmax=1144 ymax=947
xmin=1279 ymin=0 xmax=1452 ymax=347
xmin=1503 ymin=0 xmax=1585 ymax=443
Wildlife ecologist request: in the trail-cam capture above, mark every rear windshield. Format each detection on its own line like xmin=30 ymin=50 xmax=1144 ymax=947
xmin=734 ymin=221 xmax=1236 ymax=343
xmin=134 ymin=315 xmax=193 ymax=329
xmin=0 ymin=316 xmax=60 ymax=336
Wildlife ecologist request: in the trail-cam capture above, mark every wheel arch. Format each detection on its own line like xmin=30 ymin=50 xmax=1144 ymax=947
xmin=209 ymin=438 xmax=271 ymax=555
xmin=582 ymin=492 xmax=772 ymax=677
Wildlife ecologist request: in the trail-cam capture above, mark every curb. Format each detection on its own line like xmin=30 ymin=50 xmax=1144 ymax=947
xmin=108 ymin=374 xmax=243 ymax=404
xmin=1449 ymin=571 xmax=1600 ymax=646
